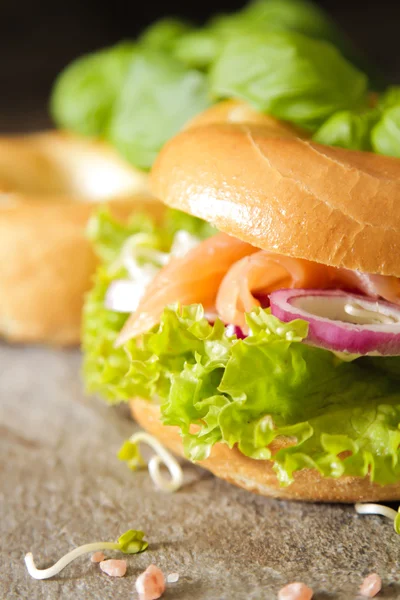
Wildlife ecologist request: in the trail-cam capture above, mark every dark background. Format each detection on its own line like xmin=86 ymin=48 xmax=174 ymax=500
xmin=1 ymin=0 xmax=399 ymax=131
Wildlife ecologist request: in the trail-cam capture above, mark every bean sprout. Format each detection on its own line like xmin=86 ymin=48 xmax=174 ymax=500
xmin=25 ymin=541 xmax=121 ymax=580
xmin=24 ymin=529 xmax=147 ymax=580
xmin=129 ymin=432 xmax=183 ymax=493
xmin=355 ymin=503 xmax=398 ymax=521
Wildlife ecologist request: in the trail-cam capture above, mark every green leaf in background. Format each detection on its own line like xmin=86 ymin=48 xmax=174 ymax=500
xmin=377 ymin=86 xmax=400 ymax=111
xmin=138 ymin=17 xmax=193 ymax=51
xmin=371 ymin=105 xmax=400 ymax=158
xmin=51 ymin=42 xmax=136 ymax=137
xmin=109 ymin=50 xmax=211 ymax=170
xmin=313 ymin=109 xmax=379 ymax=151
xmin=173 ymin=0 xmax=358 ymax=72
xmin=210 ymin=31 xmax=368 ymax=129
xmin=238 ymin=0 xmax=343 ymax=41
xmin=173 ymin=29 xmax=220 ymax=70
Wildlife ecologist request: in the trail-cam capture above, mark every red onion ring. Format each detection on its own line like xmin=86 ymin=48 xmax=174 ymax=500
xmin=269 ymin=289 xmax=400 ymax=355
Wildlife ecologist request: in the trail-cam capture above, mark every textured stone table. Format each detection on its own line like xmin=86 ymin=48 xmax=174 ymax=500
xmin=1 ymin=343 xmax=400 ymax=600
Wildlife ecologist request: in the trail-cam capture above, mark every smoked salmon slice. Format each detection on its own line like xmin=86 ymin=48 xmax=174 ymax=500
xmin=116 ymin=233 xmax=257 ymax=345
xmin=115 ymin=232 xmax=400 ymax=345
xmin=216 ymin=251 xmax=333 ymax=329
xmin=332 ymin=270 xmax=400 ymax=304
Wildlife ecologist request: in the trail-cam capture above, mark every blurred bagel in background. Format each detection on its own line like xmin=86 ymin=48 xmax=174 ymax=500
xmin=0 ymin=131 xmax=160 ymax=345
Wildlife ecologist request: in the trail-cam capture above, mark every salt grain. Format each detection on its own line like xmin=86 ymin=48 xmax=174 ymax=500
xmin=136 ymin=564 xmax=166 ymax=600
xmin=278 ymin=582 xmax=313 ymax=600
xmin=99 ymin=559 xmax=127 ymax=577
xmin=360 ymin=573 xmax=382 ymax=598
xmin=91 ymin=551 xmax=105 ymax=563
xmin=167 ymin=572 xmax=179 ymax=583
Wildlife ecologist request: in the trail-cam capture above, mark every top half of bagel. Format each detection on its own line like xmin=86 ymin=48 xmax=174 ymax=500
xmin=151 ymin=110 xmax=400 ymax=278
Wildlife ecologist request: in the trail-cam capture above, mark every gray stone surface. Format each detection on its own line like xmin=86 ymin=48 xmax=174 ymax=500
xmin=1 ymin=343 xmax=400 ymax=600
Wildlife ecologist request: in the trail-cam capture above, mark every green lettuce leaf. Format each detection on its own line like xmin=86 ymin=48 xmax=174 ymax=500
xmin=371 ymin=105 xmax=400 ymax=158
xmin=173 ymin=0 xmax=361 ymax=72
xmin=138 ymin=18 xmax=193 ymax=52
xmin=313 ymin=109 xmax=378 ymax=151
xmin=210 ymin=31 xmax=368 ymax=129
xmin=87 ymin=209 xmax=158 ymax=264
xmin=83 ymin=211 xmax=400 ymax=487
xmin=83 ymin=267 xmax=400 ymax=485
xmin=377 ymin=86 xmax=400 ymax=112
xmin=83 ymin=209 xmax=214 ymax=399
xmin=51 ymin=42 xmax=136 ymax=137
xmin=109 ymin=50 xmax=211 ymax=170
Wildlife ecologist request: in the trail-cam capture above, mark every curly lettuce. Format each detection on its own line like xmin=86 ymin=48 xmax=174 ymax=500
xmin=83 ymin=212 xmax=400 ymax=487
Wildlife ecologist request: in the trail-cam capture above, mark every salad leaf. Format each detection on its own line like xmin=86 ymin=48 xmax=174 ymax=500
xmin=138 ymin=18 xmax=192 ymax=52
xmin=239 ymin=0 xmax=340 ymax=37
xmin=109 ymin=50 xmax=211 ymax=170
xmin=371 ymin=105 xmax=400 ymax=158
xmin=87 ymin=209 xmax=157 ymax=264
xmin=83 ymin=208 xmax=214 ymax=399
xmin=377 ymin=86 xmax=400 ymax=111
xmin=174 ymin=0 xmax=357 ymax=72
xmin=362 ymin=356 xmax=400 ymax=380
xmin=210 ymin=31 xmax=368 ymax=129
xmin=164 ymin=209 xmax=216 ymax=240
xmin=51 ymin=42 xmax=136 ymax=137
xmin=173 ymin=30 xmax=220 ymax=70
xmin=313 ymin=109 xmax=378 ymax=151
xmin=82 ymin=266 xmax=131 ymax=403
xmin=237 ymin=0 xmax=379 ymax=83
xmin=83 ymin=283 xmax=400 ymax=485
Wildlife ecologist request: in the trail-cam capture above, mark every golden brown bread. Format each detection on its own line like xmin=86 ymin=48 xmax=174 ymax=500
xmin=151 ymin=121 xmax=400 ymax=277
xmin=185 ymin=99 xmax=307 ymax=138
xmin=0 ymin=131 xmax=162 ymax=345
xmin=130 ymin=397 xmax=400 ymax=502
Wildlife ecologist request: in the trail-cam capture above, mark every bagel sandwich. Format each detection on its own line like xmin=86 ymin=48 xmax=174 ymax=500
xmin=82 ymin=101 xmax=400 ymax=503
xmin=0 ymin=131 xmax=155 ymax=345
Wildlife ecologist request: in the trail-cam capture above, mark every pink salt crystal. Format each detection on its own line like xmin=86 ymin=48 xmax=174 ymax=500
xmin=91 ymin=551 xmax=105 ymax=563
xmin=278 ymin=582 xmax=313 ymax=600
xmin=135 ymin=564 xmax=166 ymax=600
xmin=360 ymin=573 xmax=382 ymax=598
xmin=99 ymin=559 xmax=127 ymax=577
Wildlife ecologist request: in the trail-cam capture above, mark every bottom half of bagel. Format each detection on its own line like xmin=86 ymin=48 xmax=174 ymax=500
xmin=130 ymin=397 xmax=400 ymax=503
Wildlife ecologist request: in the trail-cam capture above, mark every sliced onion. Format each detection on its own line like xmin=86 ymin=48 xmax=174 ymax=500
xmin=269 ymin=289 xmax=400 ymax=355
xmin=105 ymin=279 xmax=147 ymax=313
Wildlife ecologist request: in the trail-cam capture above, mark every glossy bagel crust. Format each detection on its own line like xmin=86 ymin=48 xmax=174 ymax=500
xmin=0 ymin=131 xmax=160 ymax=345
xmin=151 ymin=121 xmax=400 ymax=277
xmin=130 ymin=397 xmax=400 ymax=503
